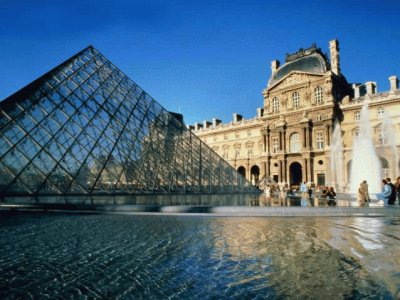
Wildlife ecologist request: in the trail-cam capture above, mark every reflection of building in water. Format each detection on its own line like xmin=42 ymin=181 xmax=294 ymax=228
xmin=193 ymin=39 xmax=400 ymax=188
xmin=209 ymin=218 xmax=365 ymax=298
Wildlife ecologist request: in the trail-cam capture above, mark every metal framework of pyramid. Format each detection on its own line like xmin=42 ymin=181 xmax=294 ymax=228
xmin=0 ymin=46 xmax=256 ymax=196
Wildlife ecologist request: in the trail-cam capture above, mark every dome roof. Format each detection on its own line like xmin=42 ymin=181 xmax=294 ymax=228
xmin=269 ymin=51 xmax=330 ymax=86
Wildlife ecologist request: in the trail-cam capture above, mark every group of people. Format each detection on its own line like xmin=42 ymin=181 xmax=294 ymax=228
xmin=262 ymin=176 xmax=400 ymax=207
xmin=300 ymin=182 xmax=337 ymax=205
xmin=357 ymin=177 xmax=400 ymax=206
xmin=376 ymin=177 xmax=400 ymax=206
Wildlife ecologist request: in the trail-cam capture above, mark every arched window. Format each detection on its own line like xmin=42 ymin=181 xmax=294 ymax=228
xmin=314 ymin=86 xmax=323 ymax=104
xmin=292 ymin=92 xmax=300 ymax=109
xmin=290 ymin=133 xmax=301 ymax=153
xmin=272 ymin=97 xmax=280 ymax=113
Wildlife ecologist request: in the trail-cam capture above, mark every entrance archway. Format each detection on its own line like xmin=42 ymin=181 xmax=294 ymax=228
xmin=250 ymin=165 xmax=260 ymax=185
xmin=289 ymin=162 xmax=302 ymax=186
xmin=237 ymin=166 xmax=246 ymax=178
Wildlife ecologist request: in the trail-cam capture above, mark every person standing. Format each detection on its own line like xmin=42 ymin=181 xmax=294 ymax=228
xmin=327 ymin=187 xmax=336 ymax=206
xmin=357 ymin=182 xmax=367 ymax=206
xmin=386 ymin=178 xmax=396 ymax=205
xmin=360 ymin=180 xmax=370 ymax=202
xmin=300 ymin=181 xmax=308 ymax=198
xmin=396 ymin=176 xmax=400 ymax=205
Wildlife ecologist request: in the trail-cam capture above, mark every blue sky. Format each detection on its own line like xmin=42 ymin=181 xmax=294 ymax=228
xmin=1 ymin=0 xmax=399 ymax=125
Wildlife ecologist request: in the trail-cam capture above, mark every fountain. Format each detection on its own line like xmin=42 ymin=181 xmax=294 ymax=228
xmin=382 ymin=111 xmax=400 ymax=177
xmin=349 ymin=101 xmax=382 ymax=194
xmin=330 ymin=121 xmax=345 ymax=192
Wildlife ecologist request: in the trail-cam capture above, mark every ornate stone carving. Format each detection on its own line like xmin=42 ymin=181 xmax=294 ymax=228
xmin=273 ymin=73 xmax=313 ymax=90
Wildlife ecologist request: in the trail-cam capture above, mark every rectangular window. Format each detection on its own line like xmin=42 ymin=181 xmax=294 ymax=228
xmin=272 ymin=138 xmax=279 ymax=153
xmin=317 ymin=173 xmax=325 ymax=186
xmin=378 ymin=127 xmax=386 ymax=144
xmin=316 ymin=132 xmax=324 ymax=150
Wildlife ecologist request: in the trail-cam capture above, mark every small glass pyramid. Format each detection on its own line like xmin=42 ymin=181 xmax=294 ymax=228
xmin=0 ymin=46 xmax=256 ymax=196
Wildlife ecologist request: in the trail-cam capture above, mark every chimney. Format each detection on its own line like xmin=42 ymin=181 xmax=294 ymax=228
xmin=233 ymin=113 xmax=243 ymax=123
xmin=256 ymin=108 xmax=264 ymax=118
xmin=203 ymin=120 xmax=212 ymax=129
xmin=352 ymin=84 xmax=360 ymax=98
xmin=187 ymin=125 xmax=195 ymax=131
xmin=194 ymin=123 xmax=203 ymax=130
xmin=212 ymin=118 xmax=222 ymax=127
xmin=365 ymin=81 xmax=377 ymax=95
xmin=389 ymin=76 xmax=398 ymax=91
xmin=271 ymin=60 xmax=280 ymax=74
xmin=329 ymin=39 xmax=340 ymax=75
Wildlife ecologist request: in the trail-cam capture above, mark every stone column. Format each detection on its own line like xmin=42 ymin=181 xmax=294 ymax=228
xmin=283 ymin=130 xmax=287 ymax=153
xmin=303 ymin=158 xmax=308 ymax=183
xmin=308 ymin=127 xmax=313 ymax=150
xmin=326 ymin=124 xmax=331 ymax=147
xmin=284 ymin=158 xmax=288 ymax=184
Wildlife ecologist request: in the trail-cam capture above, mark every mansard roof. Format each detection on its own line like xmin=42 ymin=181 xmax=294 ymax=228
xmin=269 ymin=44 xmax=330 ymax=87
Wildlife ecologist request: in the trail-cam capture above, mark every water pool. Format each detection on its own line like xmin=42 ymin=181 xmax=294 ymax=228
xmin=0 ymin=212 xmax=399 ymax=299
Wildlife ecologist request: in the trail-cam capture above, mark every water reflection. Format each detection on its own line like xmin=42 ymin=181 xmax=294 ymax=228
xmin=0 ymin=213 xmax=398 ymax=298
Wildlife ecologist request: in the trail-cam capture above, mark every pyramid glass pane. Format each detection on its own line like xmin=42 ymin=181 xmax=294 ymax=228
xmin=0 ymin=46 xmax=257 ymax=196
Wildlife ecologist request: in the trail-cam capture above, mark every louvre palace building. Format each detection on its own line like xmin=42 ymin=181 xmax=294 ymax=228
xmin=192 ymin=40 xmax=400 ymax=189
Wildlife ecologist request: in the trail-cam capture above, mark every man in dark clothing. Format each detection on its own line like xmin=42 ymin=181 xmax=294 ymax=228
xmin=396 ymin=176 xmax=400 ymax=205
xmin=386 ymin=178 xmax=396 ymax=205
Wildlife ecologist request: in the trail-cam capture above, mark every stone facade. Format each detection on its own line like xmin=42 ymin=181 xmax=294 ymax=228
xmin=191 ymin=40 xmax=400 ymax=189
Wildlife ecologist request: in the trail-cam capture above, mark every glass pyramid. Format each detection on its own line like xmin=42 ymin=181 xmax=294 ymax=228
xmin=0 ymin=46 xmax=256 ymax=196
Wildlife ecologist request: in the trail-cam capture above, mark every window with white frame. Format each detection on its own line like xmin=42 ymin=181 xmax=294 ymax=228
xmin=354 ymin=111 xmax=360 ymax=121
xmin=377 ymin=125 xmax=386 ymax=144
xmin=377 ymin=107 xmax=385 ymax=118
xmin=272 ymin=137 xmax=279 ymax=153
xmin=235 ymin=147 xmax=240 ymax=158
xmin=272 ymin=97 xmax=280 ymax=113
xmin=314 ymin=86 xmax=323 ymax=104
xmin=289 ymin=133 xmax=301 ymax=153
xmin=316 ymin=132 xmax=324 ymax=150
xmin=292 ymin=92 xmax=300 ymax=109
